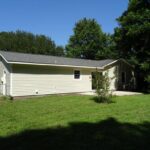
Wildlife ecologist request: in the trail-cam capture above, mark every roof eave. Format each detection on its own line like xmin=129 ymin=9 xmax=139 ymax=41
xmin=119 ymin=58 xmax=134 ymax=68
xmin=7 ymin=61 xmax=103 ymax=70
xmin=101 ymin=60 xmax=118 ymax=69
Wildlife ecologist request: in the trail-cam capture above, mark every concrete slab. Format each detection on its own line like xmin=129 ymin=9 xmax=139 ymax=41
xmin=80 ymin=91 xmax=142 ymax=96
xmin=112 ymin=91 xmax=142 ymax=96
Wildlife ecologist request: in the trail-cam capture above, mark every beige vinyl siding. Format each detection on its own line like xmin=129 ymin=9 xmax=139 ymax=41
xmin=107 ymin=66 xmax=117 ymax=90
xmin=103 ymin=61 xmax=134 ymax=91
xmin=103 ymin=65 xmax=117 ymax=90
xmin=0 ymin=56 xmax=11 ymax=95
xmin=11 ymin=64 xmax=92 ymax=96
xmin=117 ymin=61 xmax=134 ymax=90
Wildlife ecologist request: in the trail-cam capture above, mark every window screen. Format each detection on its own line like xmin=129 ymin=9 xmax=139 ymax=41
xmin=74 ymin=70 xmax=80 ymax=79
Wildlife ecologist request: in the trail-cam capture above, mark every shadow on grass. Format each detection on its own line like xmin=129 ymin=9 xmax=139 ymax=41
xmin=0 ymin=118 xmax=150 ymax=150
xmin=91 ymin=96 xmax=116 ymax=104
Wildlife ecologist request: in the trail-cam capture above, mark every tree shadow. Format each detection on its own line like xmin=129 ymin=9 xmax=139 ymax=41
xmin=90 ymin=96 xmax=116 ymax=104
xmin=0 ymin=118 xmax=150 ymax=150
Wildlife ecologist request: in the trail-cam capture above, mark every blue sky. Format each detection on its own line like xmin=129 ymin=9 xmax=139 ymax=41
xmin=0 ymin=0 xmax=128 ymax=46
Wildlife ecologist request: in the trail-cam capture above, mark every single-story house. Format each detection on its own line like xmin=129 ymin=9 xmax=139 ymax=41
xmin=0 ymin=50 xmax=136 ymax=97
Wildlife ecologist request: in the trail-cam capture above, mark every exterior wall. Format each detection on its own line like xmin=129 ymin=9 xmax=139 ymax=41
xmin=103 ymin=65 xmax=117 ymax=90
xmin=117 ymin=61 xmax=135 ymax=90
xmin=0 ymin=58 xmax=134 ymax=97
xmin=0 ymin=56 xmax=11 ymax=95
xmin=11 ymin=64 xmax=93 ymax=96
xmin=103 ymin=61 xmax=135 ymax=91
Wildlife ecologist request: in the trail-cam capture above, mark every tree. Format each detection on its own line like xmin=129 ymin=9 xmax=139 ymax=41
xmin=114 ymin=0 xmax=150 ymax=91
xmin=95 ymin=33 xmax=118 ymax=59
xmin=66 ymin=18 xmax=107 ymax=59
xmin=0 ymin=30 xmax=65 ymax=56
xmin=54 ymin=46 xmax=65 ymax=56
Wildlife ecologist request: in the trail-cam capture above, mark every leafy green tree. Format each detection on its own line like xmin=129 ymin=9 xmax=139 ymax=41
xmin=96 ymin=33 xmax=118 ymax=59
xmin=54 ymin=46 xmax=65 ymax=56
xmin=0 ymin=30 xmax=65 ymax=56
xmin=114 ymin=0 xmax=150 ymax=91
xmin=66 ymin=18 xmax=107 ymax=59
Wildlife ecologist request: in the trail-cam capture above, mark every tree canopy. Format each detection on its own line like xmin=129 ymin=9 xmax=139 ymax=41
xmin=0 ymin=31 xmax=64 ymax=56
xmin=114 ymin=0 xmax=150 ymax=90
xmin=66 ymin=18 xmax=116 ymax=60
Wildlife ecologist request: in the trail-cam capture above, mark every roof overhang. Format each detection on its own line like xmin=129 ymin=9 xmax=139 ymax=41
xmin=9 ymin=61 xmax=103 ymax=69
xmin=0 ymin=53 xmax=103 ymax=69
xmin=0 ymin=53 xmax=133 ymax=70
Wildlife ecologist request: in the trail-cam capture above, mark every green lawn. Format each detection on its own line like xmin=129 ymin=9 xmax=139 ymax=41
xmin=0 ymin=94 xmax=150 ymax=150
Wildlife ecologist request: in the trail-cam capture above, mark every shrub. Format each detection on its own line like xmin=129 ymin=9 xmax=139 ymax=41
xmin=93 ymin=70 xmax=112 ymax=103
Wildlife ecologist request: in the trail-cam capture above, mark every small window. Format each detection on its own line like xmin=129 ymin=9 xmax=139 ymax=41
xmin=122 ymin=72 xmax=126 ymax=83
xmin=74 ymin=70 xmax=80 ymax=79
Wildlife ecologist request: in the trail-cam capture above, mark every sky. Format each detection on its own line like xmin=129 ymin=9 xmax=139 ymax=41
xmin=0 ymin=0 xmax=128 ymax=46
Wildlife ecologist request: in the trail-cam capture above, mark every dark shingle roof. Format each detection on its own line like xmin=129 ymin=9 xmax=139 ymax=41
xmin=0 ymin=50 xmax=116 ymax=68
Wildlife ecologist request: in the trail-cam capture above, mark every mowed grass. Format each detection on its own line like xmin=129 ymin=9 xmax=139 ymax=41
xmin=0 ymin=94 xmax=150 ymax=150
xmin=0 ymin=94 xmax=150 ymax=136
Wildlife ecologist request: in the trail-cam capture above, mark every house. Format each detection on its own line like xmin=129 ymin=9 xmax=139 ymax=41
xmin=0 ymin=50 xmax=136 ymax=97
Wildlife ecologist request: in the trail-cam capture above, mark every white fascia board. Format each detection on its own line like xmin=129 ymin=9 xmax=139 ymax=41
xmin=7 ymin=61 xmax=103 ymax=70
xmin=0 ymin=54 xmax=9 ymax=63
xmin=101 ymin=60 xmax=118 ymax=69
xmin=102 ymin=59 xmax=134 ymax=69
xmin=119 ymin=58 xmax=134 ymax=68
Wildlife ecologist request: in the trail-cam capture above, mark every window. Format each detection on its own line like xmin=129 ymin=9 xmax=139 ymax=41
xmin=74 ymin=70 xmax=80 ymax=79
xmin=121 ymin=72 xmax=126 ymax=83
